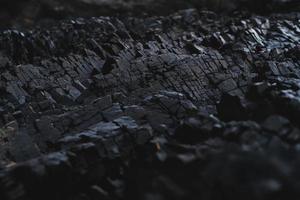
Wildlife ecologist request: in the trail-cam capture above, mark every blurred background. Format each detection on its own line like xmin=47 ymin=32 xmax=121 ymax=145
xmin=0 ymin=0 xmax=299 ymax=29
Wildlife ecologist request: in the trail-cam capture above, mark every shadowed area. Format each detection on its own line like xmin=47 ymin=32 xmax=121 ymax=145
xmin=1 ymin=0 xmax=299 ymax=28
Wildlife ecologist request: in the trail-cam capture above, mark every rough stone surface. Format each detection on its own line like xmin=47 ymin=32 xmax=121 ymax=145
xmin=0 ymin=0 xmax=300 ymax=200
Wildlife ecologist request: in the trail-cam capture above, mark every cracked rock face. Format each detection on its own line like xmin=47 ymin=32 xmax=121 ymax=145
xmin=0 ymin=0 xmax=300 ymax=200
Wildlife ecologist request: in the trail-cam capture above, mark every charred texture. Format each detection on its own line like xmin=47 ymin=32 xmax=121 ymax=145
xmin=0 ymin=0 xmax=300 ymax=200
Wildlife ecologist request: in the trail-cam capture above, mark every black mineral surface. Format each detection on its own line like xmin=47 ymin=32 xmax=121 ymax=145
xmin=0 ymin=0 xmax=300 ymax=200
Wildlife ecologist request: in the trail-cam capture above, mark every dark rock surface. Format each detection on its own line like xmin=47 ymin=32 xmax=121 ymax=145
xmin=0 ymin=0 xmax=300 ymax=199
